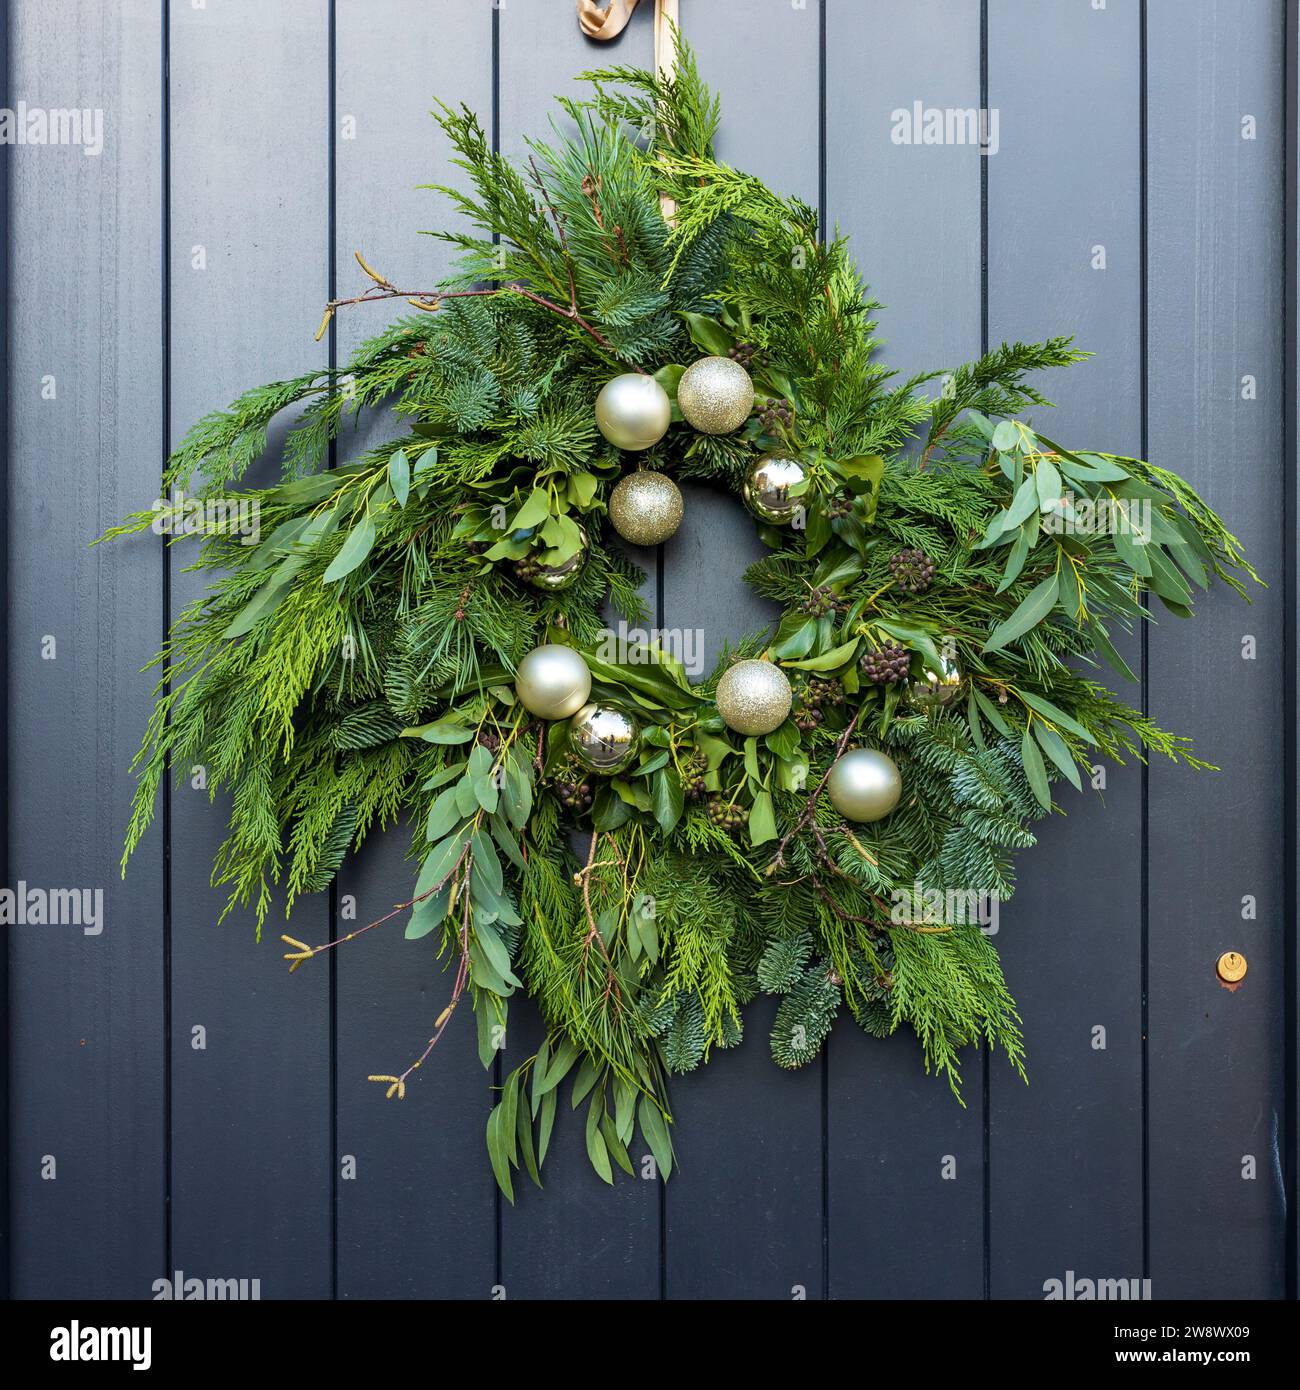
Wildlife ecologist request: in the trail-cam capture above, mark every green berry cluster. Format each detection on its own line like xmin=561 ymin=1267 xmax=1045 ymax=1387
xmin=705 ymin=798 xmax=746 ymax=834
xmin=792 ymin=677 xmax=846 ymax=732
xmin=889 ymin=547 xmax=937 ymax=594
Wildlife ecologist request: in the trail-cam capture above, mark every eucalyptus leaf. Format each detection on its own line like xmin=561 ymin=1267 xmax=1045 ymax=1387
xmin=1021 ymin=727 xmax=1052 ymax=811
xmin=322 ymin=511 xmax=376 ymax=584
xmin=388 ymin=448 xmax=411 ymax=507
xmin=982 ymin=572 xmax=1060 ymax=653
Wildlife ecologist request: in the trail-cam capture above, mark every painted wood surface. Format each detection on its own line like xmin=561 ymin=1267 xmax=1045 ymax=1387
xmin=4 ymin=0 xmax=1293 ymax=1300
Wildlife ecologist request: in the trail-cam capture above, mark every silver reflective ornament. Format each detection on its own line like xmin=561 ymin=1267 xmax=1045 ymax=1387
xmin=677 ymin=355 xmax=754 ymax=434
xmin=594 ymin=373 xmax=672 ymax=452
xmin=608 ymin=470 xmax=684 ymax=546
xmin=514 ymin=644 xmax=592 ymax=721
xmin=742 ymin=454 xmax=807 ymax=524
xmin=516 ymin=524 xmax=588 ymax=591
xmin=827 ymin=748 xmax=902 ymax=824
xmin=906 ymin=654 xmax=964 ymax=710
xmin=715 ymin=659 xmax=792 ymax=736
xmin=568 ymin=703 xmax=641 ymax=775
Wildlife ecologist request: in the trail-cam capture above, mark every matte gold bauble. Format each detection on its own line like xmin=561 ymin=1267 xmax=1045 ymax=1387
xmin=568 ymin=703 xmax=641 ymax=775
xmin=827 ymin=748 xmax=902 ymax=823
xmin=677 ymin=355 xmax=755 ymax=435
xmin=608 ymin=470 xmax=684 ymax=546
xmin=742 ymin=454 xmax=807 ymax=524
xmin=906 ymin=654 xmax=964 ymax=710
xmin=515 ymin=525 xmax=588 ymax=591
xmin=594 ymin=373 xmax=672 ymax=451
xmin=514 ymin=644 xmax=592 ymax=720
xmin=715 ymin=659 xmax=792 ymax=736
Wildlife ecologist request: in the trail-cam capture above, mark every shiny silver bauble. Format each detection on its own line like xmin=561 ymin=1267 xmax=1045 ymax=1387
xmin=826 ymin=748 xmax=902 ymax=823
xmin=594 ymin=373 xmax=672 ymax=452
xmin=715 ymin=659 xmax=792 ymax=736
xmin=742 ymin=454 xmax=807 ymax=524
xmin=568 ymin=703 xmax=642 ymax=775
xmin=677 ymin=355 xmax=755 ymax=435
xmin=906 ymin=654 xmax=964 ymax=710
xmin=516 ymin=525 xmax=588 ymax=591
xmin=514 ymin=644 xmax=592 ymax=721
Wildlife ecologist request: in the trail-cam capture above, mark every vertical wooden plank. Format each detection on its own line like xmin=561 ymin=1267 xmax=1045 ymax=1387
xmin=332 ymin=0 xmax=497 ymax=1301
xmin=7 ymin=0 xmax=166 ymax=1299
xmin=660 ymin=0 xmax=823 ymax=1302
xmin=494 ymin=0 xmax=662 ymax=1299
xmin=985 ymin=0 xmax=1145 ymax=1298
xmin=1288 ymin=0 xmax=1300 ymax=1306
xmin=823 ymin=0 xmax=985 ymax=1300
xmin=167 ymin=0 xmax=332 ymax=1297
xmin=1147 ymin=0 xmax=1287 ymax=1298
xmin=0 ymin=0 xmax=10 ymax=1302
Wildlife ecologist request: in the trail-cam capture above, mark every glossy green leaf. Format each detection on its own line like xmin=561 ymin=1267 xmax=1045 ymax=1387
xmin=748 ymin=789 xmax=776 ymax=845
xmin=653 ymin=767 xmax=684 ymax=834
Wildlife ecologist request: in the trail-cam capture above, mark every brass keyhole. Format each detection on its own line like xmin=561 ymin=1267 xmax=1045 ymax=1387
xmin=1216 ymin=951 xmax=1247 ymax=984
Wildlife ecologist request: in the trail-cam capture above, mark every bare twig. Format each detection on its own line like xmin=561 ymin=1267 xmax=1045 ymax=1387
xmin=768 ymin=706 xmax=865 ymax=875
xmin=317 ymin=273 xmax=618 ymax=355
xmin=281 ymin=843 xmax=470 ymax=972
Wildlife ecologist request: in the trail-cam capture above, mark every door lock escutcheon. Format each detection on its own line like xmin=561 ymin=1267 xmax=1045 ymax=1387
xmin=1216 ymin=951 xmax=1247 ymax=984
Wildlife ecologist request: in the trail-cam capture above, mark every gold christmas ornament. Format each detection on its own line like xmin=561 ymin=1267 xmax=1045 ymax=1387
xmin=515 ymin=525 xmax=588 ymax=591
xmin=715 ymin=659 xmax=792 ymax=736
xmin=608 ymin=470 xmax=684 ymax=546
xmin=676 ymin=354 xmax=755 ymax=434
xmin=568 ymin=703 xmax=641 ymax=775
xmin=742 ymin=454 xmax=807 ymax=524
xmin=906 ymin=654 xmax=964 ymax=710
xmin=594 ymin=373 xmax=672 ymax=451
xmin=827 ymin=748 xmax=902 ymax=823
xmin=514 ymin=644 xmax=592 ymax=721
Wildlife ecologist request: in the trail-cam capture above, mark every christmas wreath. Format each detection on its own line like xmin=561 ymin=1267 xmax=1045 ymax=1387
xmin=107 ymin=41 xmax=1256 ymax=1197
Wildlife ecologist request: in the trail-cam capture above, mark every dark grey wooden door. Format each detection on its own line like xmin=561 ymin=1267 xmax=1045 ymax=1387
xmin=4 ymin=0 xmax=1295 ymax=1301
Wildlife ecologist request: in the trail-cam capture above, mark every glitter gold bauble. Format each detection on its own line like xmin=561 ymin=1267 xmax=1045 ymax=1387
xmin=905 ymin=654 xmax=964 ymax=710
xmin=514 ymin=644 xmax=592 ymax=721
xmin=594 ymin=373 xmax=672 ymax=451
xmin=608 ymin=470 xmax=684 ymax=546
xmin=568 ymin=703 xmax=641 ymax=775
xmin=827 ymin=748 xmax=902 ymax=823
xmin=742 ymin=454 xmax=807 ymax=524
xmin=715 ymin=659 xmax=792 ymax=736
xmin=677 ymin=355 xmax=755 ymax=435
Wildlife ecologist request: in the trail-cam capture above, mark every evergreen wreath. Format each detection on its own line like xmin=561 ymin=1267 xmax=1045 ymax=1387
xmin=106 ymin=42 xmax=1257 ymax=1198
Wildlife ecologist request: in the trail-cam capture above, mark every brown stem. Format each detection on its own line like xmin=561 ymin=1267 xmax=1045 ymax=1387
xmin=396 ymin=880 xmax=475 ymax=1084
xmin=281 ymin=843 xmax=470 ymax=971
xmin=769 ymin=706 xmax=865 ymax=874
xmin=575 ymin=832 xmax=624 ymax=1014
xmin=322 ymin=281 xmax=618 ymax=355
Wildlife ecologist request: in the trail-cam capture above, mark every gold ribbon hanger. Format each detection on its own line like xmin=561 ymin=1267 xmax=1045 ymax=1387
xmin=576 ymin=0 xmax=679 ymax=80
xmin=576 ymin=0 xmax=680 ymax=218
